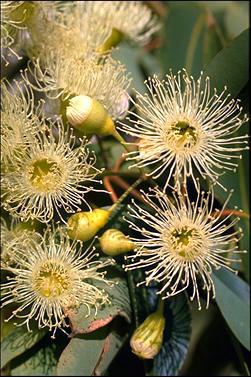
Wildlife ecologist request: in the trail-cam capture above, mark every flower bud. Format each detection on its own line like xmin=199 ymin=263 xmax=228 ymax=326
xmin=96 ymin=28 xmax=124 ymax=53
xmin=67 ymin=178 xmax=144 ymax=242
xmin=99 ymin=229 xmax=134 ymax=256
xmin=66 ymin=95 xmax=116 ymax=136
xmin=130 ymin=309 xmax=165 ymax=359
xmin=67 ymin=209 xmax=110 ymax=242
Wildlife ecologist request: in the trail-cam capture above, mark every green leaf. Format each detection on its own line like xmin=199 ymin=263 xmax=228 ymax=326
xmin=157 ymin=2 xmax=204 ymax=77
xmin=57 ymin=318 xmax=128 ymax=376
xmin=204 ymin=28 xmax=249 ymax=97
xmin=10 ymin=341 xmax=57 ymax=376
xmin=224 ymin=2 xmax=250 ymax=40
xmin=112 ymin=43 xmax=146 ymax=93
xmin=64 ymin=263 xmax=131 ymax=335
xmin=1 ymin=324 xmax=47 ymax=369
xmin=202 ymin=9 xmax=225 ymax=67
xmin=213 ymin=269 xmax=250 ymax=350
xmin=56 ymin=327 xmax=108 ymax=376
xmin=90 ymin=317 xmax=129 ymax=376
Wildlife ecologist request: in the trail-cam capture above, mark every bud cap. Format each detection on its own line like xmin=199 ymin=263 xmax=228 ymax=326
xmin=66 ymin=95 xmax=93 ymax=127
xmin=130 ymin=311 xmax=165 ymax=359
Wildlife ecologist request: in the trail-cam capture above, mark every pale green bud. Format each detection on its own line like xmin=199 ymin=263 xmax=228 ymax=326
xmin=99 ymin=229 xmax=134 ymax=256
xmin=67 ymin=209 xmax=110 ymax=242
xmin=97 ymin=28 xmax=124 ymax=53
xmin=130 ymin=309 xmax=165 ymax=359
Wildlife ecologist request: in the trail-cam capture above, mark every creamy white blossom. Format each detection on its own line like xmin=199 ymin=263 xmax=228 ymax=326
xmin=123 ymin=185 xmax=245 ymax=309
xmin=1 ymin=216 xmax=41 ymax=266
xmin=1 ymin=79 xmax=43 ymax=166
xmin=1 ymin=1 xmax=26 ymax=64
xmin=1 ymin=119 xmax=103 ymax=223
xmin=84 ymin=1 xmax=161 ymax=45
xmin=24 ymin=1 xmax=112 ymax=61
xmin=119 ymin=69 xmax=249 ymax=191
xmin=1 ymin=1 xmax=58 ymax=65
xmin=21 ymin=53 xmax=131 ymax=121
xmin=1 ymin=226 xmax=115 ymax=338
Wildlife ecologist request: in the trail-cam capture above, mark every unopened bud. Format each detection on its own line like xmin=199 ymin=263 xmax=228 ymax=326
xmin=66 ymin=95 xmax=116 ymax=136
xmin=67 ymin=178 xmax=144 ymax=242
xmin=97 ymin=28 xmax=124 ymax=53
xmin=99 ymin=229 xmax=134 ymax=256
xmin=130 ymin=308 xmax=165 ymax=359
xmin=67 ymin=209 xmax=110 ymax=242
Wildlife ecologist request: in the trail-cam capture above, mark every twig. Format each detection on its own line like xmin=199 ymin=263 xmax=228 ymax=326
xmin=103 ymin=176 xmax=118 ymax=203
xmin=213 ymin=209 xmax=250 ymax=219
xmin=109 ymin=176 xmax=148 ymax=206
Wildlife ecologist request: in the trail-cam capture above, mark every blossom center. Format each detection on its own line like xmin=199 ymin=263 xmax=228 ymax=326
xmin=28 ymin=158 xmax=63 ymax=192
xmin=170 ymin=121 xmax=197 ymax=149
xmin=33 ymin=262 xmax=71 ymax=298
xmin=170 ymin=225 xmax=203 ymax=259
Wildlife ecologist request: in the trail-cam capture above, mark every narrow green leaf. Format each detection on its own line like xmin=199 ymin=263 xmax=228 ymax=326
xmin=10 ymin=342 xmax=57 ymax=376
xmin=202 ymin=9 xmax=225 ymax=67
xmin=213 ymin=269 xmax=250 ymax=350
xmin=224 ymin=2 xmax=249 ymax=40
xmin=1 ymin=324 xmax=47 ymax=369
xmin=56 ymin=327 xmax=108 ymax=376
xmin=157 ymin=2 xmax=204 ymax=77
xmin=57 ymin=319 xmax=128 ymax=376
xmin=205 ymin=28 xmax=249 ymax=97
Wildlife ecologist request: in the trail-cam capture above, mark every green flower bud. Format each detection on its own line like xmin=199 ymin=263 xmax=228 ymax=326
xmin=130 ymin=304 xmax=165 ymax=359
xmin=67 ymin=209 xmax=110 ymax=242
xmin=66 ymin=95 xmax=116 ymax=136
xmin=67 ymin=178 xmax=144 ymax=242
xmin=99 ymin=229 xmax=134 ymax=256
xmin=97 ymin=28 xmax=124 ymax=53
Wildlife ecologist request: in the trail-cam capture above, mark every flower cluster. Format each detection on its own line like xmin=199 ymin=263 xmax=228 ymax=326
xmin=0 ymin=0 xmax=249 ymax=363
xmin=119 ymin=66 xmax=248 ymax=310
xmin=1 ymin=0 xmax=160 ymax=338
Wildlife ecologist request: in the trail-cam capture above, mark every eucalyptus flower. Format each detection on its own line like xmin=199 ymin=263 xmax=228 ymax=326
xmin=1 ymin=1 xmax=57 ymax=64
xmin=123 ymin=185 xmax=245 ymax=309
xmin=1 ymin=78 xmax=42 ymax=167
xmin=0 ymin=216 xmax=41 ymax=266
xmin=1 ymin=0 xmax=26 ymax=63
xmin=25 ymin=1 xmax=111 ymax=61
xmin=119 ymin=69 xmax=249 ymax=191
xmin=21 ymin=52 xmax=131 ymax=123
xmin=0 ymin=226 xmax=115 ymax=338
xmin=1 ymin=119 xmax=103 ymax=223
xmin=84 ymin=1 xmax=161 ymax=49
